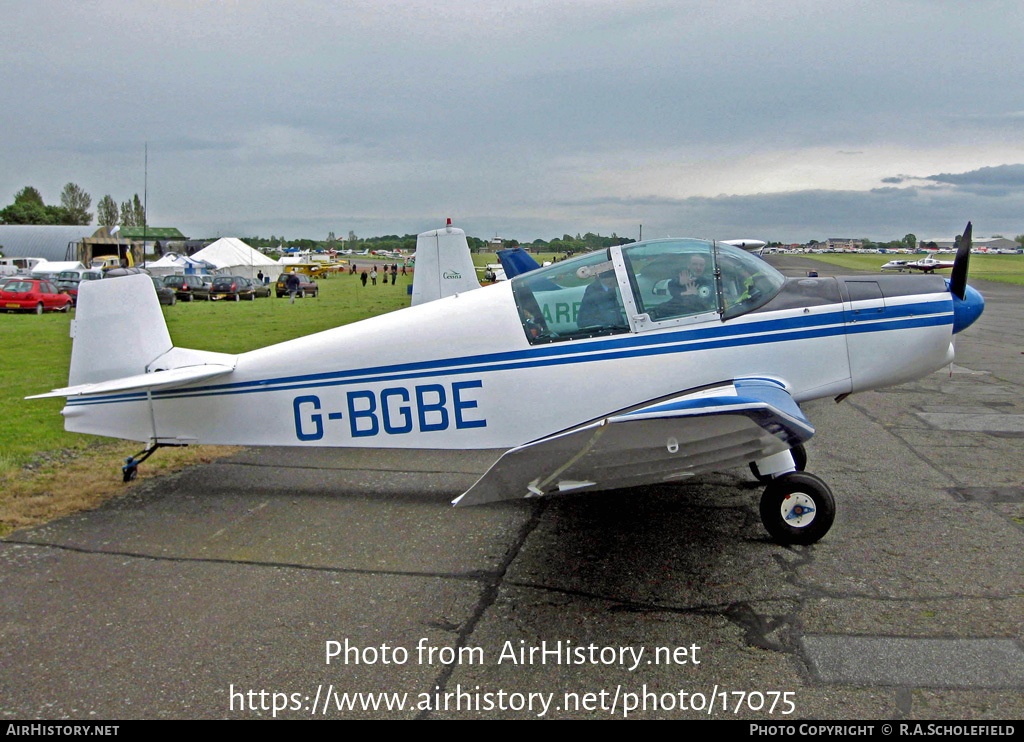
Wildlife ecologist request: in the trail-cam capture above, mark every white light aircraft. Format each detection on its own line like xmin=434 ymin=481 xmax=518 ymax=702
xmin=906 ymin=255 xmax=956 ymax=273
xmin=30 ymin=222 xmax=985 ymax=544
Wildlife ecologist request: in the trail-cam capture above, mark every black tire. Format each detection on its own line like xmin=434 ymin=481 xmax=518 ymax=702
xmin=750 ymin=442 xmax=807 ymax=483
xmin=35 ymin=303 xmax=43 ymax=315
xmin=187 ymin=293 xmax=194 ymax=302
xmin=170 ymin=294 xmax=176 ymax=306
xmin=759 ymin=471 xmax=835 ymax=545
xmin=298 ymin=289 xmax=305 ymax=298
xmin=123 ymin=467 xmax=138 ymax=483
xmin=233 ymin=293 xmax=239 ymax=302
xmin=60 ymin=302 xmax=69 ymax=313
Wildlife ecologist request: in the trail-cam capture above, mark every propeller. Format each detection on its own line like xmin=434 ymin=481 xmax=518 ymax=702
xmin=949 ymin=221 xmax=972 ymax=300
xmin=947 ymin=220 xmax=984 ymax=337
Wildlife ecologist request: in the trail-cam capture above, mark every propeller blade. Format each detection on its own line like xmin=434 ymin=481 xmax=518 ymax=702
xmin=949 ymin=221 xmax=972 ymax=300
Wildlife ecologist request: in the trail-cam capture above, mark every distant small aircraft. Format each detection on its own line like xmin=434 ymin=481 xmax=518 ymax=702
xmin=880 ymin=259 xmax=911 ymax=272
xmin=31 ymin=221 xmax=984 ymax=545
xmin=720 ymin=239 xmax=768 ymax=253
xmin=905 ymin=255 xmax=956 ymax=273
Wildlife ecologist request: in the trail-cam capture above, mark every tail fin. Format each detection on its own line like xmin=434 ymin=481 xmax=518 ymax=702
xmin=69 ymin=273 xmax=172 ymax=385
xmin=410 ymin=220 xmax=482 ymax=305
xmin=496 ymin=247 xmax=541 ymax=279
xmin=30 ymin=273 xmax=234 ymax=400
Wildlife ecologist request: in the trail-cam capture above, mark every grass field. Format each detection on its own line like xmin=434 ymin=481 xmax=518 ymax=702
xmin=800 ymin=253 xmax=1024 ymax=286
xmin=0 ymin=266 xmax=417 ymax=471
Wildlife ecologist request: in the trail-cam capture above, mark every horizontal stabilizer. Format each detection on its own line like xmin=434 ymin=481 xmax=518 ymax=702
xmin=27 ymin=364 xmax=235 ymax=400
xmin=454 ymin=378 xmax=812 ymax=506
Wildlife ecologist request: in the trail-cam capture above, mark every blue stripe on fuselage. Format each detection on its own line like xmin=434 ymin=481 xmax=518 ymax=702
xmin=65 ymin=299 xmax=953 ymax=407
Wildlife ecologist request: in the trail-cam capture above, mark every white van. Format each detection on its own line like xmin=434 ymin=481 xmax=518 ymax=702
xmin=0 ymin=257 xmax=45 ymax=277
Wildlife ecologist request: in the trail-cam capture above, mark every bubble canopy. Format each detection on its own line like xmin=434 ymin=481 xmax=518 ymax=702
xmin=511 ymin=239 xmax=786 ymax=344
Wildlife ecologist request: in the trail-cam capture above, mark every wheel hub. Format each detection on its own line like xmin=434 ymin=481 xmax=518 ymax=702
xmin=782 ymin=492 xmax=817 ymax=527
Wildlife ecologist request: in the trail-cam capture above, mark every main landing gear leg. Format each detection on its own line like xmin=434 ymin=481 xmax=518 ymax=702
xmin=122 ymin=443 xmax=171 ymax=482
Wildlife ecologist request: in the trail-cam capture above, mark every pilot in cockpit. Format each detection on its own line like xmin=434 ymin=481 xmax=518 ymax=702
xmin=651 ymin=254 xmax=716 ymax=319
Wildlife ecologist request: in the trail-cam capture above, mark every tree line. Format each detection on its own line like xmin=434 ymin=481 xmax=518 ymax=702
xmin=241 ymin=230 xmax=636 ymax=254
xmin=0 ymin=184 xmax=145 ymax=228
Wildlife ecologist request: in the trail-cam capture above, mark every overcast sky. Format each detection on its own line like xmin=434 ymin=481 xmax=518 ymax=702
xmin=3 ymin=0 xmax=1023 ymax=243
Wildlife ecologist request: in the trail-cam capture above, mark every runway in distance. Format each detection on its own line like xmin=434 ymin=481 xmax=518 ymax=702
xmin=31 ymin=222 xmax=985 ymax=544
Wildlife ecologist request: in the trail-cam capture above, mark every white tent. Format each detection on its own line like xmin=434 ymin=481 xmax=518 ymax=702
xmin=30 ymin=260 xmax=85 ymax=276
xmin=190 ymin=238 xmax=278 ymax=280
xmin=146 ymin=252 xmax=214 ymax=277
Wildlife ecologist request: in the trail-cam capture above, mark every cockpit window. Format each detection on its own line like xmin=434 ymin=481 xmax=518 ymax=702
xmin=511 ymin=250 xmax=629 ymax=344
xmin=621 ymin=240 xmax=719 ymax=321
xmin=715 ymin=243 xmax=785 ymax=320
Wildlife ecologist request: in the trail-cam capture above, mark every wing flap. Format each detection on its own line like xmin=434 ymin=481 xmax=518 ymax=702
xmin=454 ymin=378 xmax=813 ymax=507
xmin=26 ymin=363 xmax=235 ymax=399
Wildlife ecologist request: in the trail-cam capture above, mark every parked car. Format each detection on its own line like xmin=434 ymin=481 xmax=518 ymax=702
xmin=56 ymin=269 xmax=104 ymax=305
xmin=245 ymin=276 xmax=272 ymax=299
xmin=151 ymin=276 xmax=177 ymax=306
xmin=1 ymin=278 xmax=73 ymax=314
xmin=210 ymin=275 xmax=255 ymax=301
xmin=275 ymin=272 xmax=319 ymax=298
xmin=161 ymin=274 xmax=211 ymax=301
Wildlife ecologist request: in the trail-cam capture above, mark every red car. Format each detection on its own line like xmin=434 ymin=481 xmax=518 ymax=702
xmin=1 ymin=278 xmax=73 ymax=314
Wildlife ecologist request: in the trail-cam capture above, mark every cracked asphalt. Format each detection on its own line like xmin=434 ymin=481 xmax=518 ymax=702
xmin=1 ymin=256 xmax=1022 ymax=719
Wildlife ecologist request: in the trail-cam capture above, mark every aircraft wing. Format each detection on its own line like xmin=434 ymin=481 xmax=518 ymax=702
xmin=454 ymin=378 xmax=813 ymax=507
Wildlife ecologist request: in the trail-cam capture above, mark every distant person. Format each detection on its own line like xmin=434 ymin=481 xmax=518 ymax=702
xmin=370 ymin=267 xmax=377 ymax=286
xmin=257 ymin=270 xmax=264 ymax=284
xmin=285 ymin=271 xmax=300 ymax=304
xmin=361 ymin=270 xmax=368 ymax=287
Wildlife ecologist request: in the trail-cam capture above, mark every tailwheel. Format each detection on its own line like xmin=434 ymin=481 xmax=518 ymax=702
xmin=750 ymin=442 xmax=807 ymax=483
xmin=121 ymin=443 xmax=172 ymax=483
xmin=759 ymin=471 xmax=835 ymax=545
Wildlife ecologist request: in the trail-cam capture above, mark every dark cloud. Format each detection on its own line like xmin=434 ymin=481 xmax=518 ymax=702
xmin=920 ymin=164 xmax=1024 ymax=196
xmin=549 ymin=182 xmax=1024 ymax=243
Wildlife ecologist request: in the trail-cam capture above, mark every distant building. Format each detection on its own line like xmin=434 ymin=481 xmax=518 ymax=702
xmin=826 ymin=238 xmax=863 ymax=250
xmin=119 ymin=227 xmax=188 ymax=257
xmin=923 ymin=237 xmax=1018 ymax=251
xmin=0 ymin=225 xmax=99 ymax=262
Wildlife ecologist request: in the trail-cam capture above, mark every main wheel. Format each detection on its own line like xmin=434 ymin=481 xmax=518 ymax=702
xmin=123 ymin=466 xmax=138 ymax=483
xmin=759 ymin=471 xmax=835 ymax=545
xmin=750 ymin=442 xmax=807 ymax=483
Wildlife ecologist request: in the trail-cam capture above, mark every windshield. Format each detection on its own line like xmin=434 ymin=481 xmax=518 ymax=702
xmin=715 ymin=243 xmax=785 ymax=319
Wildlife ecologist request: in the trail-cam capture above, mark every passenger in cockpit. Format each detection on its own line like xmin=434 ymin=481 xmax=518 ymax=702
xmin=576 ymin=269 xmax=624 ymax=330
